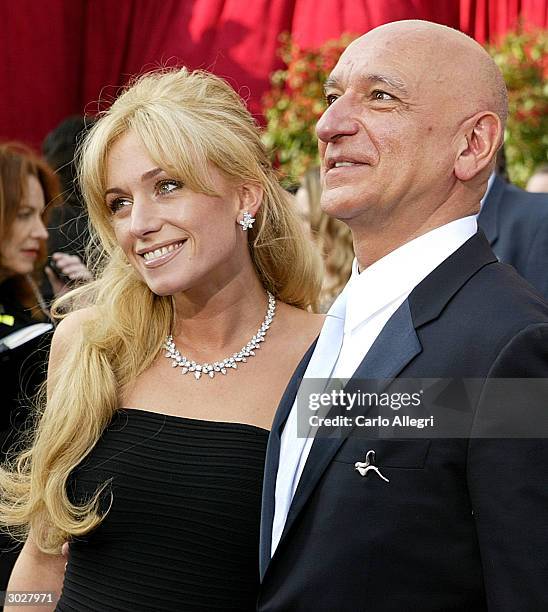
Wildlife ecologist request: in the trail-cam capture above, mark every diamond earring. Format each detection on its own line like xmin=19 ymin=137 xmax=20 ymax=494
xmin=238 ymin=211 xmax=255 ymax=231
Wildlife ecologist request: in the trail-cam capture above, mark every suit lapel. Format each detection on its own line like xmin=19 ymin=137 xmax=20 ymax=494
xmin=408 ymin=230 xmax=497 ymax=326
xmin=271 ymin=300 xmax=420 ymax=562
xmin=478 ymin=174 xmax=506 ymax=246
xmin=259 ymin=340 xmax=316 ymax=578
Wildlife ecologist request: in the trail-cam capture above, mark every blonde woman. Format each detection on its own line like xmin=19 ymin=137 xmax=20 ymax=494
xmin=0 ymin=68 xmax=323 ymax=611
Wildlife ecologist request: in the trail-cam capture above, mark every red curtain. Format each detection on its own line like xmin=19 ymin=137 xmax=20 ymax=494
xmin=81 ymin=0 xmax=296 ymax=118
xmin=0 ymin=0 xmax=86 ymax=150
xmin=290 ymin=0 xmax=459 ymax=47
xmin=460 ymin=0 xmax=548 ymax=42
xmin=0 ymin=0 xmax=546 ymax=150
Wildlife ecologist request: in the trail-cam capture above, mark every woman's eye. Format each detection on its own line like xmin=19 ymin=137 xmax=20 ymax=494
xmin=325 ymin=94 xmax=338 ymax=106
xmin=157 ymin=179 xmax=183 ymax=195
xmin=16 ymin=207 xmax=33 ymax=219
xmin=108 ymin=197 xmax=131 ymax=214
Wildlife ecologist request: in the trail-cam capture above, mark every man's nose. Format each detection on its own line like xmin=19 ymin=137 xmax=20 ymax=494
xmin=316 ymin=97 xmax=359 ymax=143
xmin=129 ymin=198 xmax=162 ymax=237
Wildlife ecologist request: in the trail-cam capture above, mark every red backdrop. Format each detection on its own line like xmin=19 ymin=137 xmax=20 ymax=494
xmin=1 ymin=0 xmax=546 ymax=150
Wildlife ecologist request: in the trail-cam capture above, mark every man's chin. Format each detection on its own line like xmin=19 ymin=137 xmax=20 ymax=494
xmin=320 ymin=191 xmax=363 ymax=221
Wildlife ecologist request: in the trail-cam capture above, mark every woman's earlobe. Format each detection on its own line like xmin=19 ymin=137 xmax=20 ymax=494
xmin=236 ymin=183 xmax=263 ymax=217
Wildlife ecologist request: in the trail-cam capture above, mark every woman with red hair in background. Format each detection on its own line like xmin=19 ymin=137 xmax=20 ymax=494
xmin=0 ymin=143 xmax=67 ymax=590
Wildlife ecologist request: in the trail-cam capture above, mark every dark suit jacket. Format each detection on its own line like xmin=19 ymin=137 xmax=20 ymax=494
xmin=479 ymin=174 xmax=548 ymax=299
xmin=258 ymin=232 xmax=548 ymax=612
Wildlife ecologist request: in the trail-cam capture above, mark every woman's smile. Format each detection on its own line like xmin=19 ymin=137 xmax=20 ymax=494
xmin=140 ymin=240 xmax=187 ymax=268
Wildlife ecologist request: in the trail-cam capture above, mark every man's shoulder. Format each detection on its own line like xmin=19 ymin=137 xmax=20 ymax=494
xmin=497 ymin=180 xmax=548 ymax=223
xmin=410 ymin=231 xmax=547 ymax=329
xmin=456 ymin=258 xmax=548 ymax=328
xmin=411 ymin=257 xmax=548 ymax=374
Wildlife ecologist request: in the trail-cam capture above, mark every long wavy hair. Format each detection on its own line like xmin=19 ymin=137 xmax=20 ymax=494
xmin=301 ymin=167 xmax=353 ymax=311
xmin=0 ymin=68 xmax=322 ymax=553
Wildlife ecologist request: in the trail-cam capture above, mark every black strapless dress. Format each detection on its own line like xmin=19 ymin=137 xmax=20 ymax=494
xmin=56 ymin=409 xmax=268 ymax=611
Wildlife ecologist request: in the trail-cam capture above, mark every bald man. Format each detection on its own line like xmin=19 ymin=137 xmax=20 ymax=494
xmin=259 ymin=21 xmax=548 ymax=611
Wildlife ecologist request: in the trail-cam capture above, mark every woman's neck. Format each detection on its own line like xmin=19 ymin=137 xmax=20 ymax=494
xmin=170 ymin=274 xmax=270 ymax=359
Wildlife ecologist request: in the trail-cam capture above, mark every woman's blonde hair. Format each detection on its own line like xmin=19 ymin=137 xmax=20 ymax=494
xmin=0 ymin=68 xmax=322 ymax=553
xmin=301 ymin=167 xmax=353 ymax=311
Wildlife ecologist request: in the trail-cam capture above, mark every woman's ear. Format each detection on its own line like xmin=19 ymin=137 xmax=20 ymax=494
xmin=235 ymin=182 xmax=263 ymax=219
xmin=454 ymin=111 xmax=503 ymax=181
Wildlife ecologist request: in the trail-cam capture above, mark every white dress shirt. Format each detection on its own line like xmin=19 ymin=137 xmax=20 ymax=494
xmin=271 ymin=215 xmax=478 ymax=556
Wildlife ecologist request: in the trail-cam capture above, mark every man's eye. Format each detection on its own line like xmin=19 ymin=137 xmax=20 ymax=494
xmin=373 ymin=90 xmax=394 ymax=101
xmin=157 ymin=179 xmax=183 ymax=195
xmin=107 ymin=197 xmax=131 ymax=214
xmin=325 ymin=94 xmax=339 ymax=106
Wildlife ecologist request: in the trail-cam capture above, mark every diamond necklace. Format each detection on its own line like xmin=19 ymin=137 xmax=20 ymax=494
xmin=164 ymin=291 xmax=276 ymax=380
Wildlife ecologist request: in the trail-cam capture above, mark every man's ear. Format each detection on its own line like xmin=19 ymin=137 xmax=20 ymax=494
xmin=454 ymin=111 xmax=502 ymax=181
xmin=235 ymin=182 xmax=263 ymax=218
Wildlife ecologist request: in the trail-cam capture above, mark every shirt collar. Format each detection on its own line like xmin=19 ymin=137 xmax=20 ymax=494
xmin=478 ymin=172 xmax=496 ymax=215
xmin=345 ymin=215 xmax=478 ymax=334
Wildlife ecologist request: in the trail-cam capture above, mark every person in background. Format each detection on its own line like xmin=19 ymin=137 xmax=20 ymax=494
xmin=0 ymin=68 xmax=323 ymax=611
xmin=0 ymin=143 xmax=60 ymax=591
xmin=42 ymin=116 xmax=94 ymax=295
xmin=478 ymin=150 xmax=548 ymax=299
xmin=295 ymin=167 xmax=353 ymax=311
xmin=526 ymin=164 xmax=548 ymax=193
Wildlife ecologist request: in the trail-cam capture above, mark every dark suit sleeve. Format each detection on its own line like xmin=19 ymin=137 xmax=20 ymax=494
xmin=523 ymin=220 xmax=548 ymax=300
xmin=467 ymin=324 xmax=548 ymax=611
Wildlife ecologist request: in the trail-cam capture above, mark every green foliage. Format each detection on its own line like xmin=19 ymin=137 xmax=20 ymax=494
xmin=262 ymin=33 xmax=357 ymax=187
xmin=263 ymin=27 xmax=548 ymax=189
xmin=487 ymin=26 xmax=548 ymax=187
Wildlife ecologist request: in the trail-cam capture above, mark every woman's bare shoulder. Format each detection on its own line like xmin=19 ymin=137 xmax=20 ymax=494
xmin=53 ymin=307 xmax=97 ymax=339
xmin=276 ymin=303 xmax=325 ymax=337
xmin=50 ymin=307 xmax=98 ymax=360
